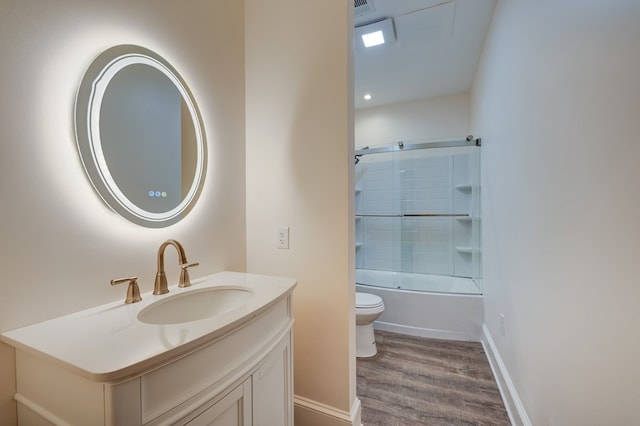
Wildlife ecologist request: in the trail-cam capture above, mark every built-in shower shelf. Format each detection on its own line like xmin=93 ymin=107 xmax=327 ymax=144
xmin=355 ymin=188 xmax=361 ymax=194
xmin=355 ymin=216 xmax=362 ymax=221
xmin=355 ymin=243 xmax=362 ymax=249
xmin=456 ymin=246 xmax=473 ymax=254
xmin=455 ymin=184 xmax=472 ymax=191
xmin=456 ymin=216 xmax=472 ymax=222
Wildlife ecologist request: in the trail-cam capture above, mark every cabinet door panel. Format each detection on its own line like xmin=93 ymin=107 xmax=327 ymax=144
xmin=252 ymin=334 xmax=292 ymax=426
xmin=187 ymin=380 xmax=251 ymax=426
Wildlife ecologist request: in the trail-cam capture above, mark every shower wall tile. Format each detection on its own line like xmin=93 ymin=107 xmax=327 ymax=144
xmin=453 ymin=154 xmax=471 ymax=214
xmin=400 ymin=217 xmax=452 ymax=275
xmin=357 ymin=216 xmax=399 ymax=271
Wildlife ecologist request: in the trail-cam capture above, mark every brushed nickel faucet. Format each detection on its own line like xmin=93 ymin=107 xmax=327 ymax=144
xmin=153 ymin=239 xmax=199 ymax=295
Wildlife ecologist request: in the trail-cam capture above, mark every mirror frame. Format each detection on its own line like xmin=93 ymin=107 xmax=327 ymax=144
xmin=74 ymin=44 xmax=207 ymax=227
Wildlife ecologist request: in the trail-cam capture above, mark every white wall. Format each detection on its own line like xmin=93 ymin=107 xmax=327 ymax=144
xmin=472 ymin=1 xmax=640 ymax=424
xmin=245 ymin=0 xmax=357 ymax=424
xmin=355 ymin=93 xmax=471 ymax=148
xmin=0 ymin=2 xmax=246 ymax=424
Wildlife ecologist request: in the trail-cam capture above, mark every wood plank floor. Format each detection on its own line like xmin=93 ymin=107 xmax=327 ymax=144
xmin=357 ymin=330 xmax=510 ymax=426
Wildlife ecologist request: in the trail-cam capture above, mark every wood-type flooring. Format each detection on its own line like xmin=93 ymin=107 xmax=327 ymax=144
xmin=357 ymin=330 xmax=510 ymax=426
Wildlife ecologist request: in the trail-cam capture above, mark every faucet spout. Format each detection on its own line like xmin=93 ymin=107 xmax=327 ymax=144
xmin=154 ymin=239 xmax=198 ymax=295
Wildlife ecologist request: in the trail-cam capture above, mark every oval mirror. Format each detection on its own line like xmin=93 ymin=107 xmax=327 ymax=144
xmin=75 ymin=45 xmax=206 ymax=227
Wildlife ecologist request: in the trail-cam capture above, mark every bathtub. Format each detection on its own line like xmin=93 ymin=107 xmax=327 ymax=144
xmin=356 ymin=269 xmax=483 ymax=341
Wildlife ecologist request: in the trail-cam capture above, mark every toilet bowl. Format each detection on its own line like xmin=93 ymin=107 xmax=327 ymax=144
xmin=356 ymin=292 xmax=385 ymax=358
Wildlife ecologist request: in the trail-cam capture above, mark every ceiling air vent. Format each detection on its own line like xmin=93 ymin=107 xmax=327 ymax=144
xmin=354 ymin=0 xmax=375 ymax=17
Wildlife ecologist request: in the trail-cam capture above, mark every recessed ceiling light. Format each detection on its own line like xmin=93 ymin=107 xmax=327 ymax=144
xmin=361 ymin=30 xmax=384 ymax=48
xmin=363 ymin=93 xmax=372 ymax=100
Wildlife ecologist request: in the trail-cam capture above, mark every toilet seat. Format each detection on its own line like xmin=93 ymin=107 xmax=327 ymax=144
xmin=356 ymin=292 xmax=384 ymax=309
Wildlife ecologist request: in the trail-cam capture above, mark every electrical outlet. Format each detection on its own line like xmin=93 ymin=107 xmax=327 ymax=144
xmin=276 ymin=227 xmax=289 ymax=249
xmin=499 ymin=313 xmax=506 ymax=336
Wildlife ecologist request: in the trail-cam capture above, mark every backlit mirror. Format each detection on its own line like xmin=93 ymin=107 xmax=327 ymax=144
xmin=75 ymin=45 xmax=206 ymax=227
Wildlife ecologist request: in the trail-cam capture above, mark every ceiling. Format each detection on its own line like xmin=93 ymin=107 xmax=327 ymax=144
xmin=353 ymin=0 xmax=497 ymax=109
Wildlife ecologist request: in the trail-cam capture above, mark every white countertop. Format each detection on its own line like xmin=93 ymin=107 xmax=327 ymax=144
xmin=1 ymin=271 xmax=296 ymax=383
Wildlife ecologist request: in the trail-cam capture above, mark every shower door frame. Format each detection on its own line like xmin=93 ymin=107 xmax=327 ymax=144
xmin=354 ymin=136 xmax=482 ymax=293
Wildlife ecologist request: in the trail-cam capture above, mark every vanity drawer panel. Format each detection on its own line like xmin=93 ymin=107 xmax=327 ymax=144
xmin=141 ymin=297 xmax=291 ymax=423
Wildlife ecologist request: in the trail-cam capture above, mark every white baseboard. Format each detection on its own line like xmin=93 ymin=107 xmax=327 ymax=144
xmin=481 ymin=324 xmax=532 ymax=426
xmin=374 ymin=321 xmax=479 ymax=342
xmin=350 ymin=397 xmax=362 ymax=426
xmin=294 ymin=394 xmax=361 ymax=425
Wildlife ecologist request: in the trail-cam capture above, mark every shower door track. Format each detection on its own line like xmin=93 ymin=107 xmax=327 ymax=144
xmin=356 ymin=214 xmax=469 ymax=217
xmin=355 ymin=136 xmax=481 ymax=157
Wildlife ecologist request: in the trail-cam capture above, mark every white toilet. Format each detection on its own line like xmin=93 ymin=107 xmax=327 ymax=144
xmin=355 ymin=292 xmax=385 ymax=358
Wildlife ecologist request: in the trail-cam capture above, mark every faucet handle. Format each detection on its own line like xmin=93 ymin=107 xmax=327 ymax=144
xmin=178 ymin=262 xmax=199 ymax=288
xmin=111 ymin=276 xmax=142 ymax=304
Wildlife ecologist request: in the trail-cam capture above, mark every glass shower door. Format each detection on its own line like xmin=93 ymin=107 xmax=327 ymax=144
xmin=355 ymin=142 xmax=481 ymax=293
xmin=355 ymin=150 xmax=401 ymax=289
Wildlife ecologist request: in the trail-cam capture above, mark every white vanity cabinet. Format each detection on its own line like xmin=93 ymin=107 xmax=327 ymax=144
xmin=2 ymin=272 xmax=295 ymax=426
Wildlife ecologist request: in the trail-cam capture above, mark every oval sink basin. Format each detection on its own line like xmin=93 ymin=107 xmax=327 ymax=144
xmin=138 ymin=287 xmax=253 ymax=325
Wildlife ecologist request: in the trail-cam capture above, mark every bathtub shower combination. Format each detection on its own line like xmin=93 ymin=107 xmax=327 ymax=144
xmin=355 ymin=138 xmax=483 ymax=341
